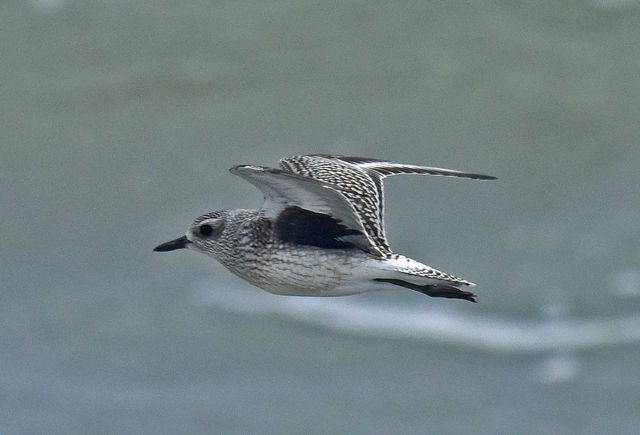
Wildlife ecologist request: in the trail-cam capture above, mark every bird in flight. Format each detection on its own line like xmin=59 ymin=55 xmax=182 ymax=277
xmin=154 ymin=154 xmax=495 ymax=302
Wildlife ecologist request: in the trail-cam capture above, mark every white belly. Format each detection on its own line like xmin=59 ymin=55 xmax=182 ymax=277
xmin=221 ymin=247 xmax=380 ymax=296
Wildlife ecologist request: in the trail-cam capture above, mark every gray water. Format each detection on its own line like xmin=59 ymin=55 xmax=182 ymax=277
xmin=3 ymin=0 xmax=640 ymax=433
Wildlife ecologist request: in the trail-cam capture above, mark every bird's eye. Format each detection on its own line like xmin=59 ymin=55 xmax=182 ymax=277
xmin=199 ymin=224 xmax=214 ymax=237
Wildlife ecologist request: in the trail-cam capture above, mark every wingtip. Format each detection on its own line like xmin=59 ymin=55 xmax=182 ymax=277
xmin=464 ymin=172 xmax=497 ymax=181
xmin=481 ymin=174 xmax=498 ymax=180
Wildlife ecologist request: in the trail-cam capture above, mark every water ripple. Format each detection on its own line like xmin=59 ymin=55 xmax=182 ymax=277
xmin=192 ymin=279 xmax=640 ymax=354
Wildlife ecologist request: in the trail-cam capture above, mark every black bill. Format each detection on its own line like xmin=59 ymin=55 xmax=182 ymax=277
xmin=153 ymin=235 xmax=189 ymax=252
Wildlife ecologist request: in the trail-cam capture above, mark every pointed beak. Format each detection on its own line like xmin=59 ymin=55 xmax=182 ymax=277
xmin=153 ymin=235 xmax=189 ymax=252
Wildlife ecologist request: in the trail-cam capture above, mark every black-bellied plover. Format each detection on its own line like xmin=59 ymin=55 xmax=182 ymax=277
xmin=154 ymin=154 xmax=495 ymax=302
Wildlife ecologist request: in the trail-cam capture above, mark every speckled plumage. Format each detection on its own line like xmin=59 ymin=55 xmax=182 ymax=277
xmin=154 ymin=154 xmax=496 ymax=302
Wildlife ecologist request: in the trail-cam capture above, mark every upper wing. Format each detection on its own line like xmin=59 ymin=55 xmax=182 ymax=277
xmin=280 ymin=154 xmax=496 ymax=255
xmin=229 ymin=165 xmax=382 ymax=255
xmin=291 ymin=155 xmax=497 ymax=180
xmin=350 ymin=159 xmax=497 ymax=181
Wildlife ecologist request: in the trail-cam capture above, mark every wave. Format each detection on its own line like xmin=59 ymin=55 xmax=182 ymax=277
xmin=192 ymin=279 xmax=640 ymax=354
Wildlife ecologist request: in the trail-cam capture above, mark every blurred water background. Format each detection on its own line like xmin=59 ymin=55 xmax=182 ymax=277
xmin=2 ymin=0 xmax=640 ymax=433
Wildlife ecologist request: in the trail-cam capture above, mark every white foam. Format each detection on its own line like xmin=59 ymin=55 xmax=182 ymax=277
xmin=589 ymin=0 xmax=639 ymax=8
xmin=192 ymin=280 xmax=640 ymax=353
xmin=29 ymin=0 xmax=69 ymax=14
xmin=533 ymin=353 xmax=581 ymax=384
xmin=610 ymin=269 xmax=640 ymax=297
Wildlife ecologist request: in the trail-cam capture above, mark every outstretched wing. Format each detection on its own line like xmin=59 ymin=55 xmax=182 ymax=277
xmin=229 ymin=165 xmax=383 ymax=255
xmin=280 ymin=154 xmax=496 ymax=256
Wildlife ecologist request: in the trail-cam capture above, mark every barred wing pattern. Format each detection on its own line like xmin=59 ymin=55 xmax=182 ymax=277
xmin=280 ymin=154 xmax=495 ymax=257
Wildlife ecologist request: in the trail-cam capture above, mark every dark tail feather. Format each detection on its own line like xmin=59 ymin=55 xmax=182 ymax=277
xmin=374 ymin=278 xmax=477 ymax=303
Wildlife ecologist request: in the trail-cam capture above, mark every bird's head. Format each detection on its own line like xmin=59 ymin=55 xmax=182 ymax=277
xmin=153 ymin=210 xmax=228 ymax=257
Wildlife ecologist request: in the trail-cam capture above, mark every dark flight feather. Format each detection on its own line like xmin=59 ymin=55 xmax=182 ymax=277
xmin=275 ymin=206 xmax=363 ymax=250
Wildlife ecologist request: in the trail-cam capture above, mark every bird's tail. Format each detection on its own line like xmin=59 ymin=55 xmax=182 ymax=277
xmin=369 ymin=255 xmax=477 ymax=302
xmin=373 ymin=278 xmax=476 ymax=302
